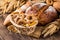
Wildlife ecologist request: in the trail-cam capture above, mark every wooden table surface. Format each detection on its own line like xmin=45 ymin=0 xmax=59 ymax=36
xmin=0 ymin=14 xmax=60 ymax=40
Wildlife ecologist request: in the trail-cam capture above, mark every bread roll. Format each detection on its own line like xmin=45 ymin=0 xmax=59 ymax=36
xmin=53 ymin=2 xmax=60 ymax=12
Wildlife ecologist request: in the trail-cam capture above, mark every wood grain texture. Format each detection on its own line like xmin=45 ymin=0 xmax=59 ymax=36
xmin=0 ymin=14 xmax=60 ymax=40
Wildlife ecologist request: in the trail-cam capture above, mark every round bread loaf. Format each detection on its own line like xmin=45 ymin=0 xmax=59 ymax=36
xmin=26 ymin=3 xmax=58 ymax=25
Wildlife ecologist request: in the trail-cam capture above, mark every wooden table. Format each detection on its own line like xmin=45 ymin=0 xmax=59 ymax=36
xmin=0 ymin=14 xmax=60 ymax=40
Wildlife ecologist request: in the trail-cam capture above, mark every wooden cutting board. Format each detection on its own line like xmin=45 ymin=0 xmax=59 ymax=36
xmin=0 ymin=14 xmax=60 ymax=40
